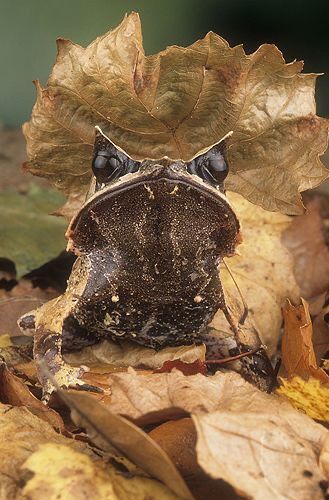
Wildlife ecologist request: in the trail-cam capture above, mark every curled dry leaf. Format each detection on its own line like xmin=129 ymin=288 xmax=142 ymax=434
xmin=277 ymin=377 xmax=329 ymax=422
xmin=0 ymin=364 xmax=64 ymax=430
xmin=210 ymin=192 xmax=300 ymax=354
xmin=23 ymin=13 xmax=328 ymax=216
xmin=104 ymin=369 xmax=328 ymax=499
xmin=148 ymin=418 xmax=240 ymax=500
xmin=281 ymin=298 xmax=329 ymax=383
xmin=282 ymin=196 xmax=329 ymax=299
xmin=58 ymin=390 xmax=193 ymax=499
xmin=22 ymin=443 xmax=179 ymax=500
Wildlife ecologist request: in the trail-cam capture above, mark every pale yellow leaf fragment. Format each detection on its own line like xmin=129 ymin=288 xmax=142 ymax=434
xmin=22 ymin=443 xmax=179 ymax=500
xmin=277 ymin=377 xmax=329 ymax=422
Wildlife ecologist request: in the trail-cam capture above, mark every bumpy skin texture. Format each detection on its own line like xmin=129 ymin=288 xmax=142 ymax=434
xmin=20 ymin=131 xmax=273 ymax=398
xmin=64 ymin=168 xmax=240 ymax=351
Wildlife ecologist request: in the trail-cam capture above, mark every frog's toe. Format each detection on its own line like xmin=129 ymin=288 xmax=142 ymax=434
xmin=73 ymin=381 xmax=104 ymax=394
xmin=41 ymin=364 xmax=103 ymax=403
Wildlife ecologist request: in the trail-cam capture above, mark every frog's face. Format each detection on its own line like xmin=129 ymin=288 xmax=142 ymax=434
xmin=66 ymin=127 xmax=240 ymax=263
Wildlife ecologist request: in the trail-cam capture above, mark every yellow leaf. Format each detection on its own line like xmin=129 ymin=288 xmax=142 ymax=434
xmin=22 ymin=443 xmax=179 ymax=500
xmin=277 ymin=377 xmax=329 ymax=422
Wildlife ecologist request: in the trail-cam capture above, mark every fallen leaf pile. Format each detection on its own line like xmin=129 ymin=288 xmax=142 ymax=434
xmin=1 ymin=11 xmax=329 ymax=500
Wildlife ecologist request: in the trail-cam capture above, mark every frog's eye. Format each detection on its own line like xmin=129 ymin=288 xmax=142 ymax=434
xmin=187 ymin=147 xmax=228 ymax=186
xmin=92 ymin=153 xmax=122 ymax=183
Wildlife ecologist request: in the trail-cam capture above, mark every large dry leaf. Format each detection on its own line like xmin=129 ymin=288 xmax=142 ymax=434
xmin=22 ymin=443 xmax=179 ymax=500
xmin=23 ymin=13 xmax=329 ymax=215
xmin=103 ymin=369 xmax=328 ymax=498
xmin=193 ymin=410 xmax=327 ymax=500
xmin=210 ymin=192 xmax=300 ymax=354
xmin=281 ymin=298 xmax=329 ymax=383
xmin=58 ymin=390 xmax=193 ymax=499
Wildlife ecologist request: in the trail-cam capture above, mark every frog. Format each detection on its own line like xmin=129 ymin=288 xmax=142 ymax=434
xmin=19 ymin=126 xmax=273 ymax=400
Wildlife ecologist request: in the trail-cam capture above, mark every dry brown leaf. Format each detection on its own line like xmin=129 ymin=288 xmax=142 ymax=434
xmin=281 ymin=298 xmax=329 ymax=383
xmin=23 ymin=13 xmax=328 ymax=216
xmin=0 ymin=403 xmax=86 ymax=498
xmin=103 ymin=369 xmax=328 ymax=498
xmin=149 ymin=419 xmax=240 ymax=500
xmin=0 ymin=364 xmax=64 ymax=430
xmin=22 ymin=443 xmax=179 ymax=500
xmin=58 ymin=390 xmax=193 ymax=499
xmin=282 ymin=197 xmax=329 ymax=299
xmin=193 ymin=409 xmax=327 ymax=500
xmin=312 ymin=301 xmax=329 ymax=365
xmin=210 ymin=192 xmax=300 ymax=354
xmin=64 ymin=340 xmax=205 ymax=370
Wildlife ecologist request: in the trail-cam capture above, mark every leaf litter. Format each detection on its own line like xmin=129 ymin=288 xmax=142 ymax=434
xmin=1 ymin=11 xmax=329 ymax=500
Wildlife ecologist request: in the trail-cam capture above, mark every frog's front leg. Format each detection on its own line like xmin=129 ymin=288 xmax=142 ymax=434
xmin=20 ymin=295 xmax=101 ymax=402
xmin=33 ymin=323 xmax=90 ymax=402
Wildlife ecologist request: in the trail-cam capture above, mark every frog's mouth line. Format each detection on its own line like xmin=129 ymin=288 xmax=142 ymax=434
xmin=66 ymin=166 xmax=240 ymax=252
xmin=66 ymin=165 xmax=239 ymax=243
xmin=87 ymin=165 xmax=234 ymax=212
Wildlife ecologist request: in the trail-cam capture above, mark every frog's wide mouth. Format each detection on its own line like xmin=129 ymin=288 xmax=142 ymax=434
xmin=87 ymin=164 xmax=234 ymax=213
xmin=66 ymin=165 xmax=239 ymax=245
xmin=66 ymin=165 xmax=240 ymax=255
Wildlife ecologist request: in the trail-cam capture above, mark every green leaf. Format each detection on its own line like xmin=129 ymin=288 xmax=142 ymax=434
xmin=0 ymin=185 xmax=67 ymax=277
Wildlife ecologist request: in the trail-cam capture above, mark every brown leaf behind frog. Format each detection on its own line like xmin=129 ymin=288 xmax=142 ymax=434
xmin=23 ymin=13 xmax=329 ymax=217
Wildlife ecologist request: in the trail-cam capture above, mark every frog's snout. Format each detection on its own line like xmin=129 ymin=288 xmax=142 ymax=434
xmin=140 ymin=163 xmax=183 ymax=180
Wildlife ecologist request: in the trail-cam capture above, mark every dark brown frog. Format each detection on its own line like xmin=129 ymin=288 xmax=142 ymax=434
xmin=20 ymin=127 xmax=272 ymax=399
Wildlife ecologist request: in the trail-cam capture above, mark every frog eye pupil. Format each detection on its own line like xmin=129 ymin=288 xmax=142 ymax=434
xmin=92 ymin=154 xmax=121 ymax=182
xmin=208 ymin=157 xmax=227 ymax=173
xmin=187 ymin=152 xmax=228 ymax=186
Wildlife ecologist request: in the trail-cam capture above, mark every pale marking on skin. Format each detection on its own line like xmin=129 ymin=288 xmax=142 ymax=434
xmin=104 ymin=313 xmax=114 ymax=326
xmin=111 ymin=295 xmax=119 ymax=303
xmin=143 ymin=184 xmax=155 ymax=200
xmin=194 ymin=295 xmax=203 ymax=303
xmin=169 ymin=185 xmax=179 ymax=195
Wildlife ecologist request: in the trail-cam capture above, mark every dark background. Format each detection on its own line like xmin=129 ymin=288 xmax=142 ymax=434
xmin=0 ymin=0 xmax=328 ymax=127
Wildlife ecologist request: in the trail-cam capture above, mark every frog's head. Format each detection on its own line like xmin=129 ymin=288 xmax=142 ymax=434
xmin=66 ymin=127 xmax=240 ymax=261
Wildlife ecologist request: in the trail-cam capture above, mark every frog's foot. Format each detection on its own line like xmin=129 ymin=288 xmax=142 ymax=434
xmin=40 ymin=363 xmax=103 ymax=403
